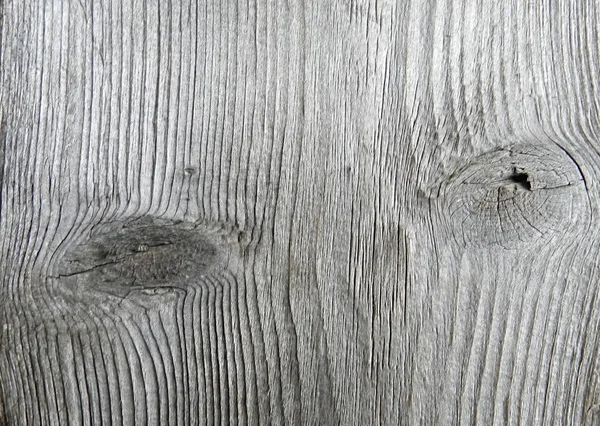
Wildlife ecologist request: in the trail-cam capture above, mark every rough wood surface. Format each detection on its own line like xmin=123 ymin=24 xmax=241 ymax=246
xmin=1 ymin=0 xmax=600 ymax=425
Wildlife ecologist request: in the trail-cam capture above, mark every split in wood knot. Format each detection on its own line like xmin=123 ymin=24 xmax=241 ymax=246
xmin=508 ymin=169 xmax=531 ymax=191
xmin=429 ymin=143 xmax=589 ymax=249
xmin=50 ymin=217 xmax=237 ymax=304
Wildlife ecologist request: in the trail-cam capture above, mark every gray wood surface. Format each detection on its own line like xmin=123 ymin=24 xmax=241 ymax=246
xmin=1 ymin=0 xmax=600 ymax=424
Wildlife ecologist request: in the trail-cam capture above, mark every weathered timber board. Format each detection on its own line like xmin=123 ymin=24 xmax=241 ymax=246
xmin=1 ymin=0 xmax=600 ymax=425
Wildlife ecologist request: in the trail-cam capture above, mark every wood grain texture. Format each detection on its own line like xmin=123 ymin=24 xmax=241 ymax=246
xmin=0 ymin=0 xmax=599 ymax=425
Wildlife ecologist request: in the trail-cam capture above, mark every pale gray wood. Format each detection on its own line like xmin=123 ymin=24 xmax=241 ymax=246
xmin=1 ymin=0 xmax=600 ymax=425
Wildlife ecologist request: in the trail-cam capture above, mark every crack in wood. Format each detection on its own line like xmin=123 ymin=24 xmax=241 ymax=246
xmin=0 ymin=114 xmax=5 ymax=219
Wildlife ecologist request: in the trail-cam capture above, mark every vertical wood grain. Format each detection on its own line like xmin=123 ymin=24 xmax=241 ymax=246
xmin=0 ymin=0 xmax=599 ymax=425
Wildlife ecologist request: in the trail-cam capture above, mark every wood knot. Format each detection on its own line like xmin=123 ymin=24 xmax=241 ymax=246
xmin=184 ymin=166 xmax=198 ymax=175
xmin=51 ymin=218 xmax=228 ymax=304
xmin=429 ymin=143 xmax=589 ymax=249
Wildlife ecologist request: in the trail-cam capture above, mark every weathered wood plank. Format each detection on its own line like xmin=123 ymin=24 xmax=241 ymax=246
xmin=1 ymin=0 xmax=600 ymax=425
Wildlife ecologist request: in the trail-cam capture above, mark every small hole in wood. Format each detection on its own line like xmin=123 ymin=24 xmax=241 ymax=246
xmin=509 ymin=171 xmax=531 ymax=191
